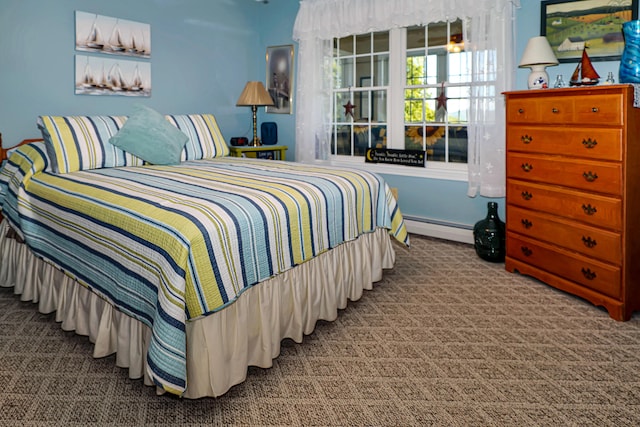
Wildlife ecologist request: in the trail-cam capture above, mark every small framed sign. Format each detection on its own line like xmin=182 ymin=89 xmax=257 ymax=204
xmin=365 ymin=148 xmax=425 ymax=167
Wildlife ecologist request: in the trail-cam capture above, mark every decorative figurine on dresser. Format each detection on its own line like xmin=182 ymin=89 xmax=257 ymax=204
xmin=504 ymin=85 xmax=640 ymax=321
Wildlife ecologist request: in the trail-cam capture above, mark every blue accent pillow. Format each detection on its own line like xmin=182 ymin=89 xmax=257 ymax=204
xmin=109 ymin=105 xmax=189 ymax=165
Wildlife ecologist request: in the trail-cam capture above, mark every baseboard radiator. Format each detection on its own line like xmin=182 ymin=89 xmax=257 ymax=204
xmin=403 ymin=216 xmax=474 ymax=245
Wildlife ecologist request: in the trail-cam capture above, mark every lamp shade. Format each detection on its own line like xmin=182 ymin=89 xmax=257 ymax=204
xmin=236 ymin=81 xmax=274 ymax=107
xmin=519 ymin=36 xmax=559 ymax=68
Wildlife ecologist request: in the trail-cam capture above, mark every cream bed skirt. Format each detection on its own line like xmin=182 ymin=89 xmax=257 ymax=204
xmin=0 ymin=219 xmax=396 ymax=399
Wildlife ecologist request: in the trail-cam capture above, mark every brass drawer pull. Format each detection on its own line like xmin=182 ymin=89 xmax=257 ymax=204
xmin=582 ymin=204 xmax=597 ymax=215
xmin=582 ymin=236 xmax=597 ymax=248
xmin=581 ymin=268 xmax=597 ymax=280
xmin=521 ymin=219 xmax=533 ymax=229
xmin=552 ymin=108 xmax=559 ymax=113
xmin=592 ymin=107 xmax=599 ymax=113
xmin=583 ymin=171 xmax=598 ymax=182
xmin=521 ymin=191 xmax=533 ymax=201
xmin=521 ymin=163 xmax=533 ymax=172
xmin=521 ymin=134 xmax=532 ymax=144
xmin=582 ymin=138 xmax=598 ymax=149
xmin=518 ymin=108 xmax=525 ymax=114
xmin=521 ymin=246 xmax=532 ymax=257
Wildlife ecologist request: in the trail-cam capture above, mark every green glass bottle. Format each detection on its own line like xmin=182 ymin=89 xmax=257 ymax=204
xmin=473 ymin=202 xmax=505 ymax=262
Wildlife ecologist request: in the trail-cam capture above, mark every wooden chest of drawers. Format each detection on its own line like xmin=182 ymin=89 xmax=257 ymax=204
xmin=504 ymin=85 xmax=640 ymax=321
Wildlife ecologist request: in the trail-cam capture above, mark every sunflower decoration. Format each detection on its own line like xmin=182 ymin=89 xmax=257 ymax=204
xmin=405 ymin=126 xmax=446 ymax=149
xmin=354 ymin=123 xmax=387 ymax=149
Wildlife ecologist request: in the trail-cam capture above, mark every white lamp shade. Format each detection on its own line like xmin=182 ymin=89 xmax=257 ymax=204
xmin=519 ymin=36 xmax=559 ymax=68
xmin=519 ymin=36 xmax=559 ymax=89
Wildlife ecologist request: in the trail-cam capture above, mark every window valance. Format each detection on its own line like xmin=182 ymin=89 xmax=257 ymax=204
xmin=293 ymin=0 xmax=521 ymax=42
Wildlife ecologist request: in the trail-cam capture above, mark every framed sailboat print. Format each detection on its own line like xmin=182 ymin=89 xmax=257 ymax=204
xmin=75 ymin=11 xmax=151 ymax=59
xmin=75 ymin=55 xmax=151 ymax=97
xmin=541 ymin=0 xmax=638 ymax=62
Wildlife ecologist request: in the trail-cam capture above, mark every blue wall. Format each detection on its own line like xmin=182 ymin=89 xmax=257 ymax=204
xmin=0 ymin=0 xmax=272 ymax=147
xmin=1 ymin=0 xmax=636 ymax=232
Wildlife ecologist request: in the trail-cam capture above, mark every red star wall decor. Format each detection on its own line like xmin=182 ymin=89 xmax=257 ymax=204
xmin=343 ymin=100 xmax=356 ymax=118
xmin=436 ymin=81 xmax=448 ymax=111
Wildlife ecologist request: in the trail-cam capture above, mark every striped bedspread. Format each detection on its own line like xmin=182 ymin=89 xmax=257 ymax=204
xmin=0 ymin=143 xmax=408 ymax=396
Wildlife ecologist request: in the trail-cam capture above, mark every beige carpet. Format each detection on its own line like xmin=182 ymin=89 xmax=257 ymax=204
xmin=1 ymin=234 xmax=639 ymax=426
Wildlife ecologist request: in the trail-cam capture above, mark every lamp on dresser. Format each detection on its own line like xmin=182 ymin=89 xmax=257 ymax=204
xmin=519 ymin=36 xmax=559 ymax=89
xmin=236 ymin=81 xmax=275 ymax=146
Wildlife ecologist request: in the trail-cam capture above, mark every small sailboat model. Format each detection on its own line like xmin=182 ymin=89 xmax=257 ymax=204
xmin=570 ymin=49 xmax=600 ymax=86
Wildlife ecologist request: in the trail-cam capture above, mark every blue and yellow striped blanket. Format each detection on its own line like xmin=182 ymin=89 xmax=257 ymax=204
xmin=0 ymin=142 xmax=408 ymax=396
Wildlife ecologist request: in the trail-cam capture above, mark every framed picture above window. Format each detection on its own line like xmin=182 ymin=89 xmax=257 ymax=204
xmin=265 ymin=45 xmax=294 ymax=114
xmin=541 ymin=0 xmax=638 ymax=62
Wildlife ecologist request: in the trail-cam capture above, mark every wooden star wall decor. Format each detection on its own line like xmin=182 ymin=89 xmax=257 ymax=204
xmin=343 ymin=100 xmax=356 ymax=118
xmin=436 ymin=81 xmax=448 ymax=111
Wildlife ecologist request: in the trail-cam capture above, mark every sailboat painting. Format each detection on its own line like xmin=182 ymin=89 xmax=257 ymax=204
xmin=75 ymin=11 xmax=151 ymax=58
xmin=75 ymin=55 xmax=151 ymax=97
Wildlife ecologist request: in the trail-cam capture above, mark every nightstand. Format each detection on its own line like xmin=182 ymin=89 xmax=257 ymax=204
xmin=228 ymin=145 xmax=287 ymax=161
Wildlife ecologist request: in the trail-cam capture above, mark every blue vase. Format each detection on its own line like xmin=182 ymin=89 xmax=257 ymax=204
xmin=620 ymin=20 xmax=640 ymax=83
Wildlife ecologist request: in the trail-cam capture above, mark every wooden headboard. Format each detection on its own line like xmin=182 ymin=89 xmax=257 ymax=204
xmin=0 ymin=138 xmax=44 ymax=163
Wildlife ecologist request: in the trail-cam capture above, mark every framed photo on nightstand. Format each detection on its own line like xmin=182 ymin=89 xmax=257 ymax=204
xmin=256 ymin=150 xmax=275 ymax=160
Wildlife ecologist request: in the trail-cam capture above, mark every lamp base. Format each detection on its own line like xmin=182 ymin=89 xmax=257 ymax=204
xmin=527 ymin=66 xmax=550 ymax=89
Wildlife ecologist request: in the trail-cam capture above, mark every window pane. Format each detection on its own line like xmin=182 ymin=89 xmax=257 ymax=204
xmin=356 ymin=33 xmax=371 ymax=54
xmin=372 ymin=90 xmax=387 ymax=122
xmin=373 ymin=31 xmax=389 ymax=52
xmin=335 ymin=57 xmax=354 ymax=88
xmin=357 ymin=91 xmax=370 ymax=120
xmin=407 ymin=26 xmax=425 ymax=50
xmin=337 ymin=36 xmax=353 ymax=55
xmin=424 ymin=126 xmax=447 ymax=161
xmin=356 ymin=56 xmax=371 ymax=86
xmin=447 ymin=126 xmax=468 ymax=163
xmin=450 ymin=19 xmax=463 ymax=43
xmin=334 ymin=92 xmax=351 ymax=122
xmin=333 ymin=125 xmax=352 ymax=155
xmin=425 ymin=98 xmax=437 ymax=122
xmin=446 ymin=97 xmax=469 ymax=124
xmin=372 ymin=125 xmax=387 ymax=148
xmin=448 ymin=51 xmax=472 ymax=83
xmin=353 ymin=124 xmax=369 ymax=156
xmin=373 ymin=54 xmax=389 ymax=86
xmin=428 ymin=22 xmax=448 ymax=47
xmin=406 ymin=54 xmax=426 ymax=86
xmin=405 ymin=125 xmax=424 ymax=150
xmin=426 ymin=49 xmax=446 ymax=85
xmin=404 ymin=88 xmax=424 ymax=123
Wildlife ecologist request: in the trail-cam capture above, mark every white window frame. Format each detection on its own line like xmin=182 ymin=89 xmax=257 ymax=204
xmin=328 ymin=27 xmax=471 ymax=182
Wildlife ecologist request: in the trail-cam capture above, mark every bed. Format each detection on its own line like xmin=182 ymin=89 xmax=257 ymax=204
xmin=0 ymin=112 xmax=408 ymax=399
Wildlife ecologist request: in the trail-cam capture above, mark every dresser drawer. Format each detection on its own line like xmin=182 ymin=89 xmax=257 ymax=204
xmin=507 ymin=126 xmax=623 ymax=161
xmin=572 ymin=94 xmax=623 ymax=125
xmin=507 ymin=205 xmax=622 ymax=264
xmin=507 ymin=94 xmax=623 ymax=125
xmin=507 ymin=153 xmax=622 ymax=195
xmin=507 ymin=234 xmax=621 ymax=299
xmin=507 ymin=179 xmax=622 ymax=230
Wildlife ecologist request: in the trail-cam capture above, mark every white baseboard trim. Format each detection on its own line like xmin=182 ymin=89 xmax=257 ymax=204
xmin=405 ymin=219 xmax=474 ymax=245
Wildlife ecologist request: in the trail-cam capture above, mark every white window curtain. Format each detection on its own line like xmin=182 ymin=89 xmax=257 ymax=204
xmin=292 ymin=0 xmax=520 ymax=198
